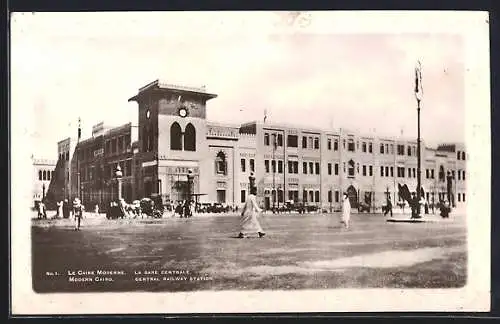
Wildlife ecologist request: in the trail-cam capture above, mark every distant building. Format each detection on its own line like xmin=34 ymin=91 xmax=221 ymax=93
xmin=32 ymin=156 xmax=56 ymax=207
xmin=55 ymin=79 xmax=467 ymax=212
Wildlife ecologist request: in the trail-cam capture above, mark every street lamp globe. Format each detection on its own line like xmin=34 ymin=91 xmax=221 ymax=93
xmin=115 ymin=164 xmax=123 ymax=178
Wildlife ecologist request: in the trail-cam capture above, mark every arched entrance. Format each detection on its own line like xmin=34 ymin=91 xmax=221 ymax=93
xmin=346 ymin=185 xmax=358 ymax=208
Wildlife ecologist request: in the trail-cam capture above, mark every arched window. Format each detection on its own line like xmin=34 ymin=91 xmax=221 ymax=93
xmin=170 ymin=122 xmax=182 ymax=151
xmin=348 ymin=159 xmax=355 ymax=177
xmin=47 ymin=171 xmax=51 ymax=181
xmin=42 ymin=170 xmax=47 ymax=181
xmin=462 ymin=152 xmax=466 ymax=160
xmin=38 ymin=170 xmax=42 ymax=181
xmin=184 ymin=123 xmax=196 ymax=151
xmin=215 ymin=151 xmax=227 ymax=175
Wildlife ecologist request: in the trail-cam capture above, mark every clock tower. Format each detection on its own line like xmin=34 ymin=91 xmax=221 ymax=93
xmin=128 ymin=80 xmax=218 ymax=202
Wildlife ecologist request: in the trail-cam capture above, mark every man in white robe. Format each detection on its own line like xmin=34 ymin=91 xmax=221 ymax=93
xmin=238 ymin=186 xmax=265 ymax=238
xmin=341 ymin=192 xmax=351 ymax=229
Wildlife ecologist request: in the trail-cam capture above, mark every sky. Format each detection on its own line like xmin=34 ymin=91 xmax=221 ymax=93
xmin=11 ymin=12 xmax=467 ymax=160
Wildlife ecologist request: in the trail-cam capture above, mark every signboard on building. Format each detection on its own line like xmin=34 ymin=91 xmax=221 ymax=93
xmin=92 ymin=122 xmax=105 ymax=137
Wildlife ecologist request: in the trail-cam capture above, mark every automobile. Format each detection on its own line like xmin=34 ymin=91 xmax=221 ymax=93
xmin=211 ymin=203 xmax=226 ymax=213
xmin=358 ymin=201 xmax=371 ymax=213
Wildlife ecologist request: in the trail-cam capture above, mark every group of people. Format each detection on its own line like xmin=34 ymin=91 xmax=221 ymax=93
xmin=237 ymin=173 xmax=353 ymax=238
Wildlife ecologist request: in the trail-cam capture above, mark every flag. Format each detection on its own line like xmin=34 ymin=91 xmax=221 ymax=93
xmin=414 ymin=61 xmax=423 ymax=101
xmin=77 ymin=117 xmax=81 ymax=140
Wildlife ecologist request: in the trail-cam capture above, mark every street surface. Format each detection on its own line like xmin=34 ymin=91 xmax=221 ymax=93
xmin=31 ymin=211 xmax=467 ymax=292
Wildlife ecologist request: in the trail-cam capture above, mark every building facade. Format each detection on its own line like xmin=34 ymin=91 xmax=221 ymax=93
xmin=55 ymin=79 xmax=467 ymax=212
xmin=32 ymin=156 xmax=56 ymax=207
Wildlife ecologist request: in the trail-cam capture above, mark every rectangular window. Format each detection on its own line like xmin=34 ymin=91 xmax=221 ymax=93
xmin=241 ymin=190 xmax=246 ymax=203
xmin=431 ymin=169 xmax=435 ymax=179
xmin=463 ymin=170 xmax=465 ymax=180
xmin=458 ymin=193 xmax=461 ymax=202
xmin=385 ymin=144 xmax=389 ymax=154
xmin=402 ymin=168 xmax=405 ymax=178
xmin=287 ymin=135 xmax=298 ymax=147
xmin=315 ymin=191 xmax=320 ymax=202
xmin=397 ymin=145 xmax=404 ymax=155
xmin=303 ymin=162 xmax=307 ymax=174
xmin=294 ymin=161 xmax=299 ymax=174
xmin=426 ymin=169 xmax=429 ymax=178
xmin=250 ymin=159 xmax=255 ymax=172
xmin=278 ymin=160 xmax=283 ymax=173
xmin=315 ymin=162 xmax=320 ymax=175
xmin=118 ymin=136 xmax=124 ymax=152
xmin=328 ymin=163 xmax=332 ymax=175
xmin=334 ymin=139 xmax=338 ymax=151
xmin=385 ymin=166 xmax=389 ymax=177
xmin=335 ymin=190 xmax=340 ymax=203
xmin=362 ymin=142 xmax=366 ymax=152
xmin=452 ymin=170 xmax=455 ymax=179
xmin=363 ymin=165 xmax=366 ymax=176
xmin=369 ymin=165 xmax=373 ymax=176
xmin=309 ymin=191 xmax=314 ymax=203
xmin=264 ymin=133 xmax=270 ymax=146
xmin=241 ymin=159 xmax=246 ymax=172
xmin=390 ymin=167 xmax=394 ymax=177
xmin=369 ymin=143 xmax=373 ymax=153
xmin=272 ymin=160 xmax=276 ymax=173
xmin=463 ymin=193 xmax=466 ymax=202
xmin=126 ymin=160 xmax=132 ymax=176
xmin=309 ymin=162 xmax=314 ymax=174
xmin=303 ymin=190 xmax=308 ymax=203
xmin=265 ymin=160 xmax=270 ymax=173
xmin=348 ymin=140 xmax=355 ymax=152
xmin=412 ymin=168 xmax=416 ymax=178
xmin=277 ymin=134 xmax=283 ymax=147
xmin=380 ymin=166 xmax=384 ymax=177
xmin=390 ymin=144 xmax=394 ymax=154
xmin=112 ymin=138 xmax=117 ymax=153
xmin=314 ymin=137 xmax=319 ymax=149
xmin=302 ymin=136 xmax=307 ymax=149
xmin=407 ymin=146 xmax=412 ymax=156
xmin=335 ymin=163 xmax=339 ymax=175
xmin=328 ymin=139 xmax=332 ymax=150
xmin=408 ymin=168 xmax=412 ymax=178
xmin=288 ymin=161 xmax=293 ymax=173
xmin=380 ymin=144 xmax=384 ymax=154
xmin=328 ymin=190 xmax=332 ymax=203
xmin=458 ymin=170 xmax=461 ymax=180
xmin=457 ymin=151 xmax=461 ymax=160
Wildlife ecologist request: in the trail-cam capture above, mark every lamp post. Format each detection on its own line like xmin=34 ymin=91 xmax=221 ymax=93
xmin=115 ymin=164 xmax=123 ymax=201
xmin=414 ymin=61 xmax=423 ymax=218
xmin=249 ymin=171 xmax=256 ymax=189
xmin=187 ymin=169 xmax=194 ymax=202
xmin=446 ymin=171 xmax=453 ymax=208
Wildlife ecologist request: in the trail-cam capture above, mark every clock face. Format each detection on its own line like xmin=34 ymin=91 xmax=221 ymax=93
xmin=178 ymin=107 xmax=188 ymax=118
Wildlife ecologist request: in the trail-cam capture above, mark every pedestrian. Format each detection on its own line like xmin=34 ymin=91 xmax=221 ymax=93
xmin=410 ymin=192 xmax=418 ymax=219
xmin=94 ymin=204 xmax=100 ymax=217
xmin=238 ymin=186 xmax=265 ymax=238
xmin=62 ymin=199 xmax=70 ymax=219
xmin=56 ymin=200 xmax=63 ymax=218
xmin=341 ymin=192 xmax=351 ymax=229
xmin=383 ymin=195 xmax=393 ymax=217
xmin=37 ymin=201 xmax=45 ymax=219
xmin=73 ymin=198 xmax=85 ymax=231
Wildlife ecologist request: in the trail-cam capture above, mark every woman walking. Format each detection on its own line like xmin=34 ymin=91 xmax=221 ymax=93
xmin=238 ymin=177 xmax=265 ymax=238
xmin=341 ymin=192 xmax=351 ymax=229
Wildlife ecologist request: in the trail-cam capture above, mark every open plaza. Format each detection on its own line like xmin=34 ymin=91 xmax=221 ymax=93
xmin=32 ymin=209 xmax=466 ymax=292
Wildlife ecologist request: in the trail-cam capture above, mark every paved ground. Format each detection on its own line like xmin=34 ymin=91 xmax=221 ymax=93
xmin=31 ymin=211 xmax=466 ymax=292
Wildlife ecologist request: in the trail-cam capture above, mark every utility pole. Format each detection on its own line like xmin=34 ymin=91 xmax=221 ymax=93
xmin=77 ymin=117 xmax=82 ymax=201
xmin=272 ymin=134 xmax=276 ymax=213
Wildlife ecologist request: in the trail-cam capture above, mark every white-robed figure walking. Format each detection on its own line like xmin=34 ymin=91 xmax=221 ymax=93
xmin=341 ymin=192 xmax=351 ymax=229
xmin=238 ymin=185 xmax=266 ymax=238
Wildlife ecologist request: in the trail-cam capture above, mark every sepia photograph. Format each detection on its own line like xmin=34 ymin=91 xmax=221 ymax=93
xmin=10 ymin=11 xmax=490 ymax=314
